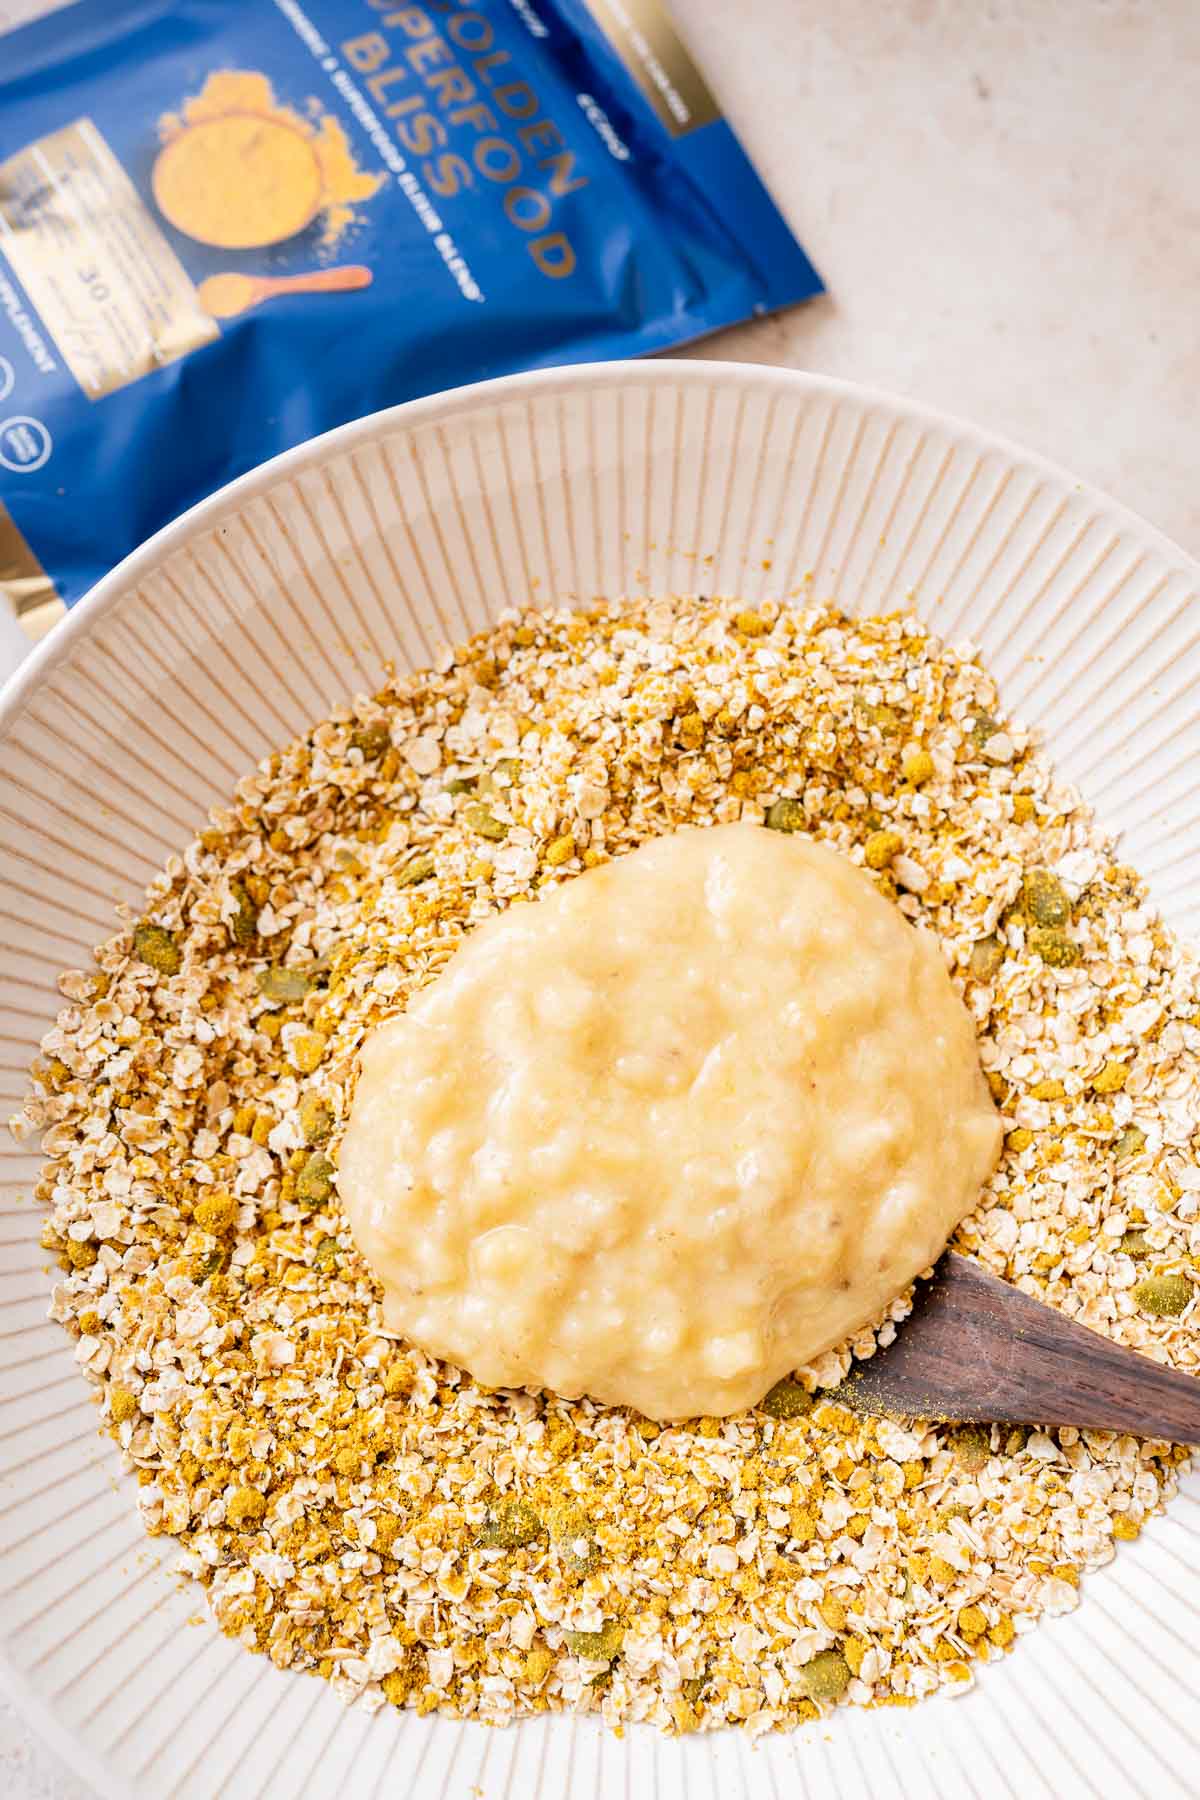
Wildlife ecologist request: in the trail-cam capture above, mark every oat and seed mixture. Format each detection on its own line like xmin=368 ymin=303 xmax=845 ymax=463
xmin=14 ymin=598 xmax=1200 ymax=1735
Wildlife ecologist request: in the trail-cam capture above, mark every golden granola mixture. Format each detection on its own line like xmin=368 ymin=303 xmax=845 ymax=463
xmin=14 ymin=598 xmax=1200 ymax=1735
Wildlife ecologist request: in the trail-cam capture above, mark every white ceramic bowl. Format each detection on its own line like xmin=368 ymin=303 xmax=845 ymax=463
xmin=2 ymin=362 xmax=1199 ymax=1800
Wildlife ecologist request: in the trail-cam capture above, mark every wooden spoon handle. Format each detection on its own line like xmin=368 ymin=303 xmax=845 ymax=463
xmin=257 ymin=266 xmax=373 ymax=298
xmin=828 ymin=1252 xmax=1200 ymax=1441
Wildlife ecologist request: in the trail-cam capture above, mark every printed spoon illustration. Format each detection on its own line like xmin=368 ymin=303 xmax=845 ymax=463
xmin=826 ymin=1252 xmax=1200 ymax=1440
xmin=198 ymin=265 xmax=373 ymax=319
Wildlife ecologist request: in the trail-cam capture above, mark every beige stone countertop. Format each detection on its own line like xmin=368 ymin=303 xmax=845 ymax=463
xmin=1 ymin=1 xmax=1197 ymax=1794
xmin=674 ymin=0 xmax=1200 ymax=560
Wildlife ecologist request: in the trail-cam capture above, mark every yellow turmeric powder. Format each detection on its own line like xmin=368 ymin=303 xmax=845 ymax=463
xmin=155 ymin=71 xmax=382 ymax=250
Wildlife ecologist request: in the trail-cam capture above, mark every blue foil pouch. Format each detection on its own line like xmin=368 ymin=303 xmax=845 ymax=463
xmin=0 ymin=0 xmax=821 ymax=609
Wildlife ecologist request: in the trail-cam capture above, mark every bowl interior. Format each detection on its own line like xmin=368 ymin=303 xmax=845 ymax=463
xmin=2 ymin=362 xmax=1199 ymax=1800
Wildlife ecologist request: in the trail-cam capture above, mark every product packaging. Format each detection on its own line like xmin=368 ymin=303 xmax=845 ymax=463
xmin=0 ymin=0 xmax=821 ymax=610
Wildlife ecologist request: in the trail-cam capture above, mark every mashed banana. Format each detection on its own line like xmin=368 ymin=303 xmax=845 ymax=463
xmin=338 ymin=824 xmax=1001 ymax=1418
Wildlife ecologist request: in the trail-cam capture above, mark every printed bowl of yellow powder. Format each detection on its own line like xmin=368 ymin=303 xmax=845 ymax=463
xmin=1 ymin=362 xmax=1198 ymax=1800
xmin=153 ymin=70 xmax=383 ymax=250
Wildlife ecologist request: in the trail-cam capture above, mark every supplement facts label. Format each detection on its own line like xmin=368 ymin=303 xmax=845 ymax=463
xmin=0 ymin=119 xmax=218 ymax=400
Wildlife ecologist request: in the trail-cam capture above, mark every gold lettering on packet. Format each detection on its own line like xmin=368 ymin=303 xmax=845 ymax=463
xmin=0 ymin=119 xmax=218 ymax=400
xmin=579 ymin=0 xmax=720 ymax=137
xmin=0 ymin=500 xmax=60 ymax=615
xmin=342 ymin=2 xmax=590 ymax=282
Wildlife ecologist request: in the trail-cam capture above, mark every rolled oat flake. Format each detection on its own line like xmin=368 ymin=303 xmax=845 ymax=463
xmin=17 ymin=597 xmax=1200 ymax=1737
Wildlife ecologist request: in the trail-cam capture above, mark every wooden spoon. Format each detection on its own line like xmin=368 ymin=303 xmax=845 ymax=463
xmin=197 ymin=265 xmax=373 ymax=320
xmin=824 ymin=1252 xmax=1200 ymax=1441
